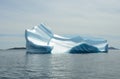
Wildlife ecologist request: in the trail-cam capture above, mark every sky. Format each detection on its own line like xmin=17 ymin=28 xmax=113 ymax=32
xmin=0 ymin=0 xmax=120 ymax=48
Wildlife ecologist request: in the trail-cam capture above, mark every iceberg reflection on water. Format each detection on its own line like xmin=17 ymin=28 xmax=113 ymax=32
xmin=25 ymin=24 xmax=108 ymax=54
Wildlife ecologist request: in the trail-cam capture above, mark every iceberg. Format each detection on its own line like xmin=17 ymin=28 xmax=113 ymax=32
xmin=25 ymin=24 xmax=108 ymax=54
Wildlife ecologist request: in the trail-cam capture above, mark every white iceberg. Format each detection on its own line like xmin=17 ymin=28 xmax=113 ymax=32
xmin=25 ymin=24 xmax=108 ymax=54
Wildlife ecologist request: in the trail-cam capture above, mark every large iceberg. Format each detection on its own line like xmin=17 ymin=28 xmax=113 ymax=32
xmin=25 ymin=24 xmax=108 ymax=54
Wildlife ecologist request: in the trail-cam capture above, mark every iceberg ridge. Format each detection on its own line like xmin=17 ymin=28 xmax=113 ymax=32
xmin=25 ymin=24 xmax=108 ymax=54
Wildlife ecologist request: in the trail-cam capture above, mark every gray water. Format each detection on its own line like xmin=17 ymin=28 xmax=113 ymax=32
xmin=0 ymin=50 xmax=120 ymax=79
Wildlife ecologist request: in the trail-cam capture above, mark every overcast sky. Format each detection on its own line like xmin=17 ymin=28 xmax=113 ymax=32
xmin=0 ymin=0 xmax=120 ymax=48
xmin=0 ymin=0 xmax=120 ymax=36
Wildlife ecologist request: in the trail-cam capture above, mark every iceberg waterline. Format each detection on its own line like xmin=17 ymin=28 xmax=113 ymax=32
xmin=25 ymin=24 xmax=108 ymax=54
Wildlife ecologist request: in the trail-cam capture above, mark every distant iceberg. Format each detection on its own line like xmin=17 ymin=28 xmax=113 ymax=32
xmin=25 ymin=24 xmax=108 ymax=54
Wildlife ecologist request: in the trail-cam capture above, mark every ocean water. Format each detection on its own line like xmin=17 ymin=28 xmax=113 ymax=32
xmin=0 ymin=50 xmax=120 ymax=79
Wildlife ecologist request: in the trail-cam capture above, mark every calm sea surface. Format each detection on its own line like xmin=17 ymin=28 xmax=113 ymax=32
xmin=0 ymin=50 xmax=120 ymax=79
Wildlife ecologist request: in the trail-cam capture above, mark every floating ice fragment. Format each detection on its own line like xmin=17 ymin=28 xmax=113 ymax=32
xmin=25 ymin=24 xmax=108 ymax=54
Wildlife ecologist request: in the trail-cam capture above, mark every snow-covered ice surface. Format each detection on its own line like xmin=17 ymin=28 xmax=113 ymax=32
xmin=25 ymin=24 xmax=108 ymax=54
